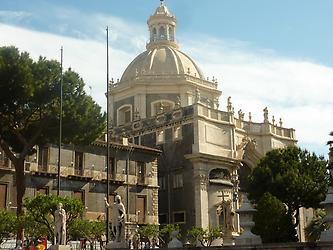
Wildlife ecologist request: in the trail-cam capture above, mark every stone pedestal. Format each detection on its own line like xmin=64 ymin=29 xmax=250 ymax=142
xmin=105 ymin=241 xmax=128 ymax=249
xmin=49 ymin=245 xmax=70 ymax=250
xmin=320 ymin=186 xmax=333 ymax=241
xmin=235 ymin=195 xmax=262 ymax=246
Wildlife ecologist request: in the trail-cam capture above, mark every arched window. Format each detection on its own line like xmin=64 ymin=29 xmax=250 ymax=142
xmin=151 ymin=100 xmax=175 ymax=116
xmin=159 ymin=26 xmax=166 ymax=39
xmin=117 ymin=105 xmax=132 ymax=126
xmin=169 ymin=27 xmax=174 ymax=41
xmin=152 ymin=27 xmax=157 ymax=41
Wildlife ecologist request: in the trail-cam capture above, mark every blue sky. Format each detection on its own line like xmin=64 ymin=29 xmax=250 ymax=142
xmin=1 ymin=0 xmax=332 ymax=156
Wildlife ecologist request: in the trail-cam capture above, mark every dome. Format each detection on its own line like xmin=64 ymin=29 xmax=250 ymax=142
xmin=154 ymin=4 xmax=173 ymax=17
xmin=120 ymin=46 xmax=205 ymax=82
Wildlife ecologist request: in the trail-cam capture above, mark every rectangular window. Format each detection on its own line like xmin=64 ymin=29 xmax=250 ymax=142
xmin=156 ymin=130 xmax=164 ymax=144
xmin=158 ymin=176 xmax=166 ymax=190
xmin=159 ymin=214 xmax=167 ymax=224
xmin=173 ymin=173 xmax=183 ymax=188
xmin=0 ymin=184 xmax=7 ymax=209
xmin=75 ymin=151 xmax=84 ymax=175
xmin=173 ymin=211 xmax=186 ymax=224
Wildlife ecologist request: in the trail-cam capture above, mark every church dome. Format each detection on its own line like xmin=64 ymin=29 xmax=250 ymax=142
xmin=120 ymin=46 xmax=205 ymax=82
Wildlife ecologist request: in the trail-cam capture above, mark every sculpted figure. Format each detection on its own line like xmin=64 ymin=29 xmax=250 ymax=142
xmin=105 ymin=194 xmax=126 ymax=242
xmin=54 ymin=203 xmax=66 ymax=245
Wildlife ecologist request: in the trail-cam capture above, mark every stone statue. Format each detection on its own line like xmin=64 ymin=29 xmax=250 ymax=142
xmin=167 ymin=230 xmax=183 ymax=248
xmin=195 ymin=88 xmax=201 ymax=103
xmin=105 ymin=195 xmax=126 ymax=242
xmin=227 ymin=96 xmax=233 ymax=113
xmin=263 ymin=107 xmax=269 ymax=123
xmin=54 ymin=203 xmax=66 ymax=245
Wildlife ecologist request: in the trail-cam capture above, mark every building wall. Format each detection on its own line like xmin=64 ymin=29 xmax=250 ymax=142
xmin=0 ymin=143 xmax=160 ymax=236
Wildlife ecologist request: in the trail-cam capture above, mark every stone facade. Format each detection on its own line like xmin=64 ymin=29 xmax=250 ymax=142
xmin=107 ymin=0 xmax=305 ymax=240
xmin=0 ymin=140 xmax=160 ymax=239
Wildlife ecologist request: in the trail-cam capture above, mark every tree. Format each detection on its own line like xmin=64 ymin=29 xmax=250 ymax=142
xmin=186 ymin=226 xmax=222 ymax=247
xmin=0 ymin=46 xmax=106 ymax=238
xmin=247 ymin=146 xmax=328 ymax=241
xmin=0 ymin=210 xmax=17 ymax=244
xmin=68 ymin=219 xmax=105 ymax=245
xmin=252 ymin=192 xmax=298 ymax=243
xmin=24 ymin=195 xmax=84 ymax=242
xmin=137 ymin=224 xmax=160 ymax=247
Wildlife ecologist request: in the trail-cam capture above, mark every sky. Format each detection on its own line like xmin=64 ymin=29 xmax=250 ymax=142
xmin=1 ymin=0 xmax=332 ymax=156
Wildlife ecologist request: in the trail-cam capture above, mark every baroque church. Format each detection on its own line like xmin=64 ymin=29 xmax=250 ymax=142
xmin=109 ymin=0 xmax=298 ymax=240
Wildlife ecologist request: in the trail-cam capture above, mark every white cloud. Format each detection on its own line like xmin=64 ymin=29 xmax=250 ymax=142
xmin=1 ymin=19 xmax=332 ymax=156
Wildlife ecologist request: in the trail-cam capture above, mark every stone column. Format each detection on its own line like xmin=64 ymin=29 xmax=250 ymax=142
xmin=194 ymin=172 xmax=209 ymax=228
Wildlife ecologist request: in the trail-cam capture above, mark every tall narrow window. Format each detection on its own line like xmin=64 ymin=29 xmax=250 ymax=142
xmin=75 ymin=152 xmax=84 ymax=175
xmin=173 ymin=173 xmax=183 ymax=188
xmin=136 ymin=196 xmax=146 ymax=224
xmin=137 ymin=162 xmax=145 ymax=185
xmin=159 ymin=26 xmax=166 ymax=39
xmin=173 ymin=126 xmax=182 ymax=141
xmin=38 ymin=146 xmax=48 ymax=172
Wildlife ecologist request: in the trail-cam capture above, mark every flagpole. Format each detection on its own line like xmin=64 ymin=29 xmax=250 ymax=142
xmin=106 ymin=26 xmax=110 ymax=243
xmin=57 ymin=46 xmax=63 ymax=196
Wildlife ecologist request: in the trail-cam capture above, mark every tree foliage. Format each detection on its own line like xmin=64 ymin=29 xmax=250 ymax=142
xmin=252 ymin=192 xmax=298 ymax=243
xmin=24 ymin=195 xmax=84 ymax=242
xmin=68 ymin=219 xmax=105 ymax=243
xmin=186 ymin=226 xmax=222 ymax=247
xmin=247 ymin=146 xmax=328 ymax=242
xmin=0 ymin=46 xmax=106 ymax=238
xmin=0 ymin=210 xmax=17 ymax=244
xmin=248 ymin=146 xmax=328 ymax=225
xmin=137 ymin=224 xmax=160 ymax=247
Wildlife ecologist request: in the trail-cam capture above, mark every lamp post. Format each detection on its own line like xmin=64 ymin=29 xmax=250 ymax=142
xmin=106 ymin=26 xmax=110 ymax=243
xmin=57 ymin=46 xmax=63 ymax=196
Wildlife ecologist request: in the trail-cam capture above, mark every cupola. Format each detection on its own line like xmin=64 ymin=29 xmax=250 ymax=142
xmin=147 ymin=0 xmax=178 ymax=50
